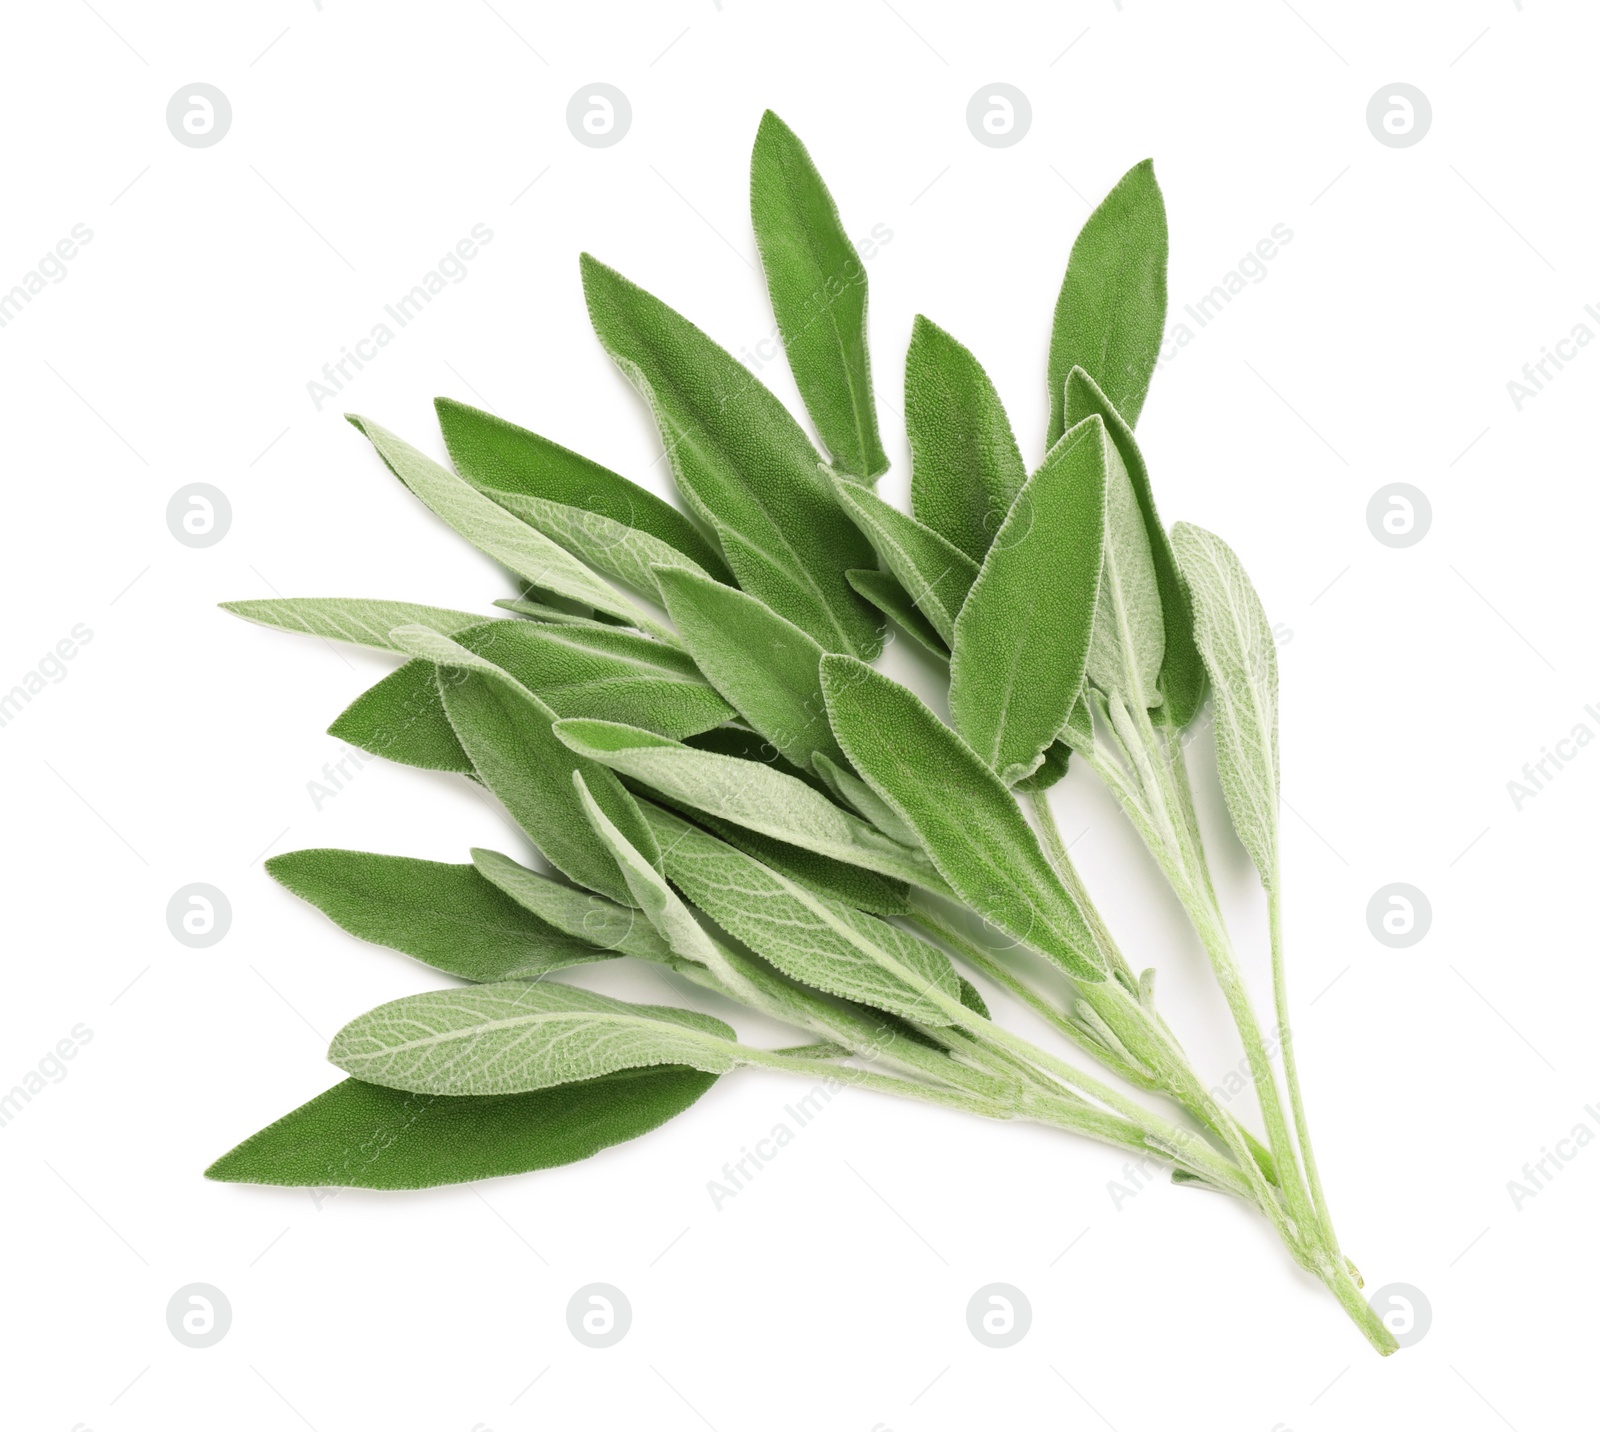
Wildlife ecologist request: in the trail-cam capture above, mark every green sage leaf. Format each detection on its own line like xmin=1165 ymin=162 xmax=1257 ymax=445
xmin=221 ymin=597 xmax=483 ymax=654
xmin=390 ymin=626 xmax=657 ymax=906
xmin=1046 ymin=160 xmax=1168 ymax=442
xmin=654 ymin=564 xmax=847 ymax=773
xmin=328 ymin=659 xmax=475 ymax=774
xmin=1170 ymin=523 xmax=1279 ymax=888
xmin=905 ymin=315 xmax=1026 ymax=563
xmin=349 ymin=415 xmax=667 ymax=637
xmin=644 ymin=804 xmax=960 ymax=1025
xmin=329 ymin=981 xmax=741 ymax=1096
xmin=845 ymin=569 xmax=948 ymax=658
xmin=436 ymin=396 xmax=733 ymax=581
xmin=819 ymin=655 xmax=1104 ymax=982
xmin=580 ymin=255 xmax=879 ymax=656
xmin=949 ymin=416 xmax=1108 ymax=784
xmin=204 ymin=1067 xmax=720 ymax=1189
xmin=1065 ymin=366 xmax=1203 ymax=725
xmin=830 ymin=475 xmax=978 ymax=645
xmin=750 ymin=110 xmax=887 ymax=480
xmin=470 ymin=848 xmax=674 ymax=962
xmin=552 ymin=717 xmax=944 ymax=892
xmin=266 ymin=849 xmax=609 ymax=981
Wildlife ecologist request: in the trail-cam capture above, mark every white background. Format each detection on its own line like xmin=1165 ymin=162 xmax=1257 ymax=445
xmin=2 ymin=1 xmax=1595 ymax=1428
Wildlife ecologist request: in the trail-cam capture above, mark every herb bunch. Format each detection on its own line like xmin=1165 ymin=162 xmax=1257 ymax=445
xmin=209 ymin=112 xmax=1395 ymax=1353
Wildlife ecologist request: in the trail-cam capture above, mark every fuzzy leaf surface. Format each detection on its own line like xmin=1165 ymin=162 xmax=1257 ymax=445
xmin=830 ymin=475 xmax=978 ymax=645
xmin=435 ymin=396 xmax=732 ymax=581
xmin=820 ymin=656 xmax=1103 ymax=981
xmin=1171 ymin=523 xmax=1279 ymax=888
xmin=222 ymin=598 xmax=483 ymax=654
xmin=553 ymin=718 xmax=943 ymax=891
xmin=204 ymin=1067 xmax=719 ymax=1189
xmin=646 ymin=804 xmax=960 ymax=1024
xmin=329 ymin=981 xmax=740 ymax=1096
xmin=266 ymin=850 xmax=609 ymax=981
xmin=470 ymin=848 xmax=674 ymax=962
xmin=655 ymin=564 xmax=847 ymax=773
xmin=751 ymin=111 xmax=887 ymax=480
xmin=905 ymin=316 xmax=1026 ymax=563
xmin=580 ymin=255 xmax=879 ymax=655
xmin=1066 ymin=366 xmax=1203 ymax=725
xmin=949 ymin=416 xmax=1107 ymax=784
xmin=1046 ymin=160 xmax=1168 ymax=441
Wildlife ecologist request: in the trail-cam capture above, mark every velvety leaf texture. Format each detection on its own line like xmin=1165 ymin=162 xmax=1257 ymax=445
xmin=267 ymin=849 xmax=610 ymax=982
xmin=1066 ymin=366 xmax=1203 ymax=725
xmin=1046 ymin=160 xmax=1168 ymax=442
xmin=580 ymin=254 xmax=880 ymax=657
xmin=435 ymin=396 xmax=733 ymax=582
xmin=949 ymin=415 xmax=1108 ymax=785
xmin=906 ymin=316 xmax=1027 ymax=563
xmin=222 ymin=598 xmax=484 ymax=655
xmin=1171 ymin=523 xmax=1279 ymax=889
xmin=751 ymin=111 xmax=888 ymax=480
xmin=820 ymin=656 xmax=1104 ymax=981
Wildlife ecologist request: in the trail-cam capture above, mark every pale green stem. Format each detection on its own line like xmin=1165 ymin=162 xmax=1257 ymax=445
xmin=1270 ymin=883 xmax=1336 ymax=1240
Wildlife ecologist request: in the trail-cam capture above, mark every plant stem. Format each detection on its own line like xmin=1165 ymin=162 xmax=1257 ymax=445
xmin=1270 ymin=882 xmax=1335 ymax=1239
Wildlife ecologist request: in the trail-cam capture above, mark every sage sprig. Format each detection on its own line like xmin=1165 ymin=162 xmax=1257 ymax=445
xmin=210 ymin=113 xmax=1396 ymax=1354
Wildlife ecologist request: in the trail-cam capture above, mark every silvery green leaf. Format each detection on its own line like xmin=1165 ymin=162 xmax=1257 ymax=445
xmin=348 ymin=415 xmax=668 ymax=638
xmin=1046 ymin=160 xmax=1167 ymax=442
xmin=1171 ymin=523 xmax=1279 ymax=888
xmin=830 ymin=474 xmax=978 ymax=644
xmin=905 ymin=315 xmax=1026 ymax=564
xmin=328 ymin=659 xmax=475 ymax=775
xmin=329 ymin=981 xmax=741 ymax=1096
xmin=820 ymin=656 xmax=1104 ymax=982
xmin=844 ymin=569 xmax=949 ymax=658
xmin=1081 ymin=406 xmax=1165 ymax=712
xmin=480 ymin=487 xmax=715 ymax=606
xmin=552 ymin=717 xmax=945 ymax=892
xmin=654 ymin=563 xmax=848 ymax=773
xmin=470 ymin=847 xmax=673 ymax=962
xmin=949 ymin=416 xmax=1107 ymax=784
xmin=1066 ymin=367 xmax=1203 ymax=725
xmin=580 ymin=255 xmax=880 ymax=656
xmin=391 ymin=625 xmax=656 ymax=906
xmin=810 ymin=751 xmax=920 ymax=848
xmin=267 ymin=849 xmax=613 ymax=982
xmin=645 ymin=803 xmax=961 ymax=1025
xmin=221 ymin=597 xmax=484 ymax=654
xmin=751 ymin=111 xmax=887 ymax=480
xmin=494 ymin=597 xmax=625 ymax=632
xmin=435 ymin=396 xmax=733 ymax=582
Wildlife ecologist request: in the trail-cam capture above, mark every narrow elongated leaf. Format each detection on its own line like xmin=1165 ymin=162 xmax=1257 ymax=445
xmin=495 ymin=597 xmax=626 ymax=632
xmin=646 ymin=791 xmax=910 ymax=915
xmin=204 ymin=1067 xmax=720 ymax=1189
xmin=329 ymin=659 xmax=475 ymax=774
xmin=750 ymin=110 xmax=887 ymax=480
xmin=845 ymin=569 xmax=948 ymax=657
xmin=481 ymin=487 xmax=715 ymax=606
xmin=266 ymin=849 xmax=609 ymax=981
xmin=330 ymin=981 xmax=741 ymax=1096
xmin=830 ymin=476 xmax=978 ymax=644
xmin=330 ymin=620 xmax=728 ymax=776
xmin=820 ymin=656 xmax=1104 ymax=981
xmin=435 ymin=396 xmax=733 ymax=581
xmin=1171 ymin=523 xmax=1278 ymax=888
xmin=1046 ymin=160 xmax=1168 ymax=442
xmin=1081 ymin=416 xmax=1164 ymax=712
xmin=580 ymin=255 xmax=880 ymax=656
xmin=654 ymin=564 xmax=847 ymax=773
xmin=552 ymin=717 xmax=944 ymax=891
xmin=645 ymin=804 xmax=960 ymax=1025
xmin=949 ymin=416 xmax=1108 ymax=784
xmin=470 ymin=848 xmax=673 ymax=962
xmin=390 ymin=626 xmax=656 ymax=906
xmin=811 ymin=752 xmax=920 ymax=848
xmin=1065 ymin=367 xmax=1203 ymax=725
xmin=348 ymin=416 xmax=666 ymax=637
xmin=685 ymin=724 xmax=827 ymax=791
xmin=905 ymin=316 xmax=1026 ymax=563
xmin=222 ymin=598 xmax=483 ymax=654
